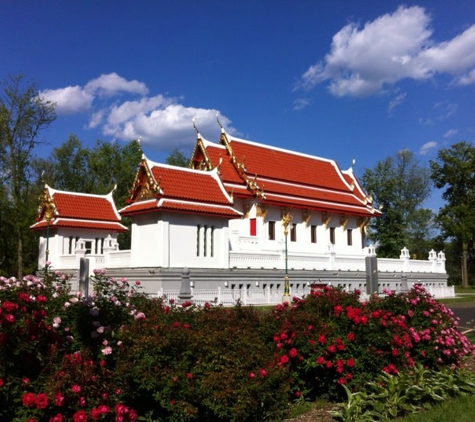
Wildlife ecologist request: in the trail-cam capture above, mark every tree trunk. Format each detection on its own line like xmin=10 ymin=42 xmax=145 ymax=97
xmin=462 ymin=241 xmax=469 ymax=288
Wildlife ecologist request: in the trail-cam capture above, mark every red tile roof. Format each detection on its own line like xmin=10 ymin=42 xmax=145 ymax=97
xmin=149 ymin=164 xmax=232 ymax=205
xmin=189 ymin=130 xmax=380 ymax=217
xmin=121 ymin=159 xmax=242 ymax=218
xmin=31 ymin=185 xmax=126 ymax=233
xmin=31 ymin=219 xmax=127 ymax=232
xmin=121 ymin=198 xmax=241 ymax=218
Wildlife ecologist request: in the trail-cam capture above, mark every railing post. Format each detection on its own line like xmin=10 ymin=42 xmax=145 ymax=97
xmin=79 ymin=257 xmax=89 ymax=297
xmin=178 ymin=267 xmax=193 ymax=304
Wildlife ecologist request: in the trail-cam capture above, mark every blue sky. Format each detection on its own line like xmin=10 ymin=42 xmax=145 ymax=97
xmin=2 ymin=1 xmax=475 ymax=209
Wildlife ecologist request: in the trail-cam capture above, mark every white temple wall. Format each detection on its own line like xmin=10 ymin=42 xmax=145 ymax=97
xmin=38 ymin=228 xmax=120 ymax=269
xmin=228 ymin=204 xmax=366 ymax=257
xmin=167 ymin=213 xmax=230 ymax=268
xmin=130 ymin=213 xmax=161 ymax=267
xmin=129 ymin=212 xmax=231 ymax=269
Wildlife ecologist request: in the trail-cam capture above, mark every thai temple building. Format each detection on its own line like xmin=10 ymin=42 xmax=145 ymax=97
xmin=32 ymin=126 xmax=449 ymax=301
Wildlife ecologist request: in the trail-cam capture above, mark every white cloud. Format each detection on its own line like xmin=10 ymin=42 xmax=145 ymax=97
xmin=419 ymin=141 xmax=438 ymax=155
xmin=39 ymin=85 xmax=94 ymax=114
xmin=103 ymin=104 xmax=235 ymax=148
xmin=443 ymin=128 xmax=459 ymax=138
xmin=293 ymin=98 xmax=311 ymax=110
xmin=42 ymin=73 xmax=236 ymax=152
xmin=388 ymin=92 xmax=407 ymax=114
xmin=297 ymin=6 xmax=475 ymax=97
xmin=84 ymin=73 xmax=149 ymax=97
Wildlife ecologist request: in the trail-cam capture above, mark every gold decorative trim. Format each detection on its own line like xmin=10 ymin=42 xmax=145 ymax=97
xmin=357 ymin=217 xmax=370 ymax=233
xmin=281 ymin=208 xmax=293 ymax=236
xmin=37 ymin=187 xmax=57 ymax=221
xmin=127 ymin=159 xmax=161 ymax=203
xmin=189 ymin=137 xmax=213 ymax=170
xmin=256 ymin=203 xmax=269 ymax=219
xmin=302 ymin=209 xmax=311 ymax=226
xmin=243 ymin=203 xmax=251 ymax=219
xmin=322 ymin=212 xmax=331 ymax=227
xmin=339 ymin=214 xmax=348 ymax=229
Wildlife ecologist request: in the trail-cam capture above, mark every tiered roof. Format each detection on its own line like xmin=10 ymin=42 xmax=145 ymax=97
xmin=189 ymin=129 xmax=380 ymax=218
xmin=31 ymin=185 xmax=127 ymax=232
xmin=119 ymin=156 xmax=242 ymax=218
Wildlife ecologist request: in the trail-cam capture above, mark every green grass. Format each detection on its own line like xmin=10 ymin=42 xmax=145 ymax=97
xmin=394 ymin=394 xmax=475 ymax=422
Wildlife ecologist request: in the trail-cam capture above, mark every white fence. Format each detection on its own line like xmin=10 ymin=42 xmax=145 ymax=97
xmin=157 ymin=284 xmax=455 ymax=306
xmin=157 ymin=287 xmax=308 ymax=306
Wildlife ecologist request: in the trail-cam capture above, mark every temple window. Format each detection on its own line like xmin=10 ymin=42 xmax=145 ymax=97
xmin=290 ymin=223 xmax=297 ymax=242
xmin=310 ymin=225 xmax=317 ymax=243
xmin=196 ymin=225 xmax=201 ymax=256
xmin=204 ymin=225 xmax=208 ymax=257
xmin=210 ymin=226 xmax=214 ymax=257
xmin=330 ymin=227 xmax=335 ymax=244
xmin=268 ymin=221 xmax=275 ymax=240
xmin=347 ymin=229 xmax=353 ymax=246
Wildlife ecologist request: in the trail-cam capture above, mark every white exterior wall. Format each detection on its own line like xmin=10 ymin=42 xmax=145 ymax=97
xmin=38 ymin=228 xmax=120 ymax=269
xmin=129 ymin=212 xmax=231 ymax=269
xmin=228 ymin=203 xmax=366 ymax=257
xmin=130 ymin=213 xmax=162 ymax=267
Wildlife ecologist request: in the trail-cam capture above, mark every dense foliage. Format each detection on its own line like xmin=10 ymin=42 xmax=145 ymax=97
xmin=430 ymin=141 xmax=475 ymax=287
xmin=361 ymin=149 xmax=433 ymax=259
xmin=0 ymin=75 xmax=56 ymax=278
xmin=1 ymin=269 xmax=474 ymax=421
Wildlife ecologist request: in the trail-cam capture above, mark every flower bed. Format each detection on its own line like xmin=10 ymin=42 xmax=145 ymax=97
xmin=1 ymin=269 xmax=474 ymax=421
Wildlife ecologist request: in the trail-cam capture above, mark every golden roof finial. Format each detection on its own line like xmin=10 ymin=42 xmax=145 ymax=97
xmin=216 ymin=112 xmax=223 ymax=130
xmin=192 ymin=118 xmax=201 ymax=138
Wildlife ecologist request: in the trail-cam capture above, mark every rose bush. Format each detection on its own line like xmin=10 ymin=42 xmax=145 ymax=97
xmin=1 ymin=267 xmax=474 ymax=421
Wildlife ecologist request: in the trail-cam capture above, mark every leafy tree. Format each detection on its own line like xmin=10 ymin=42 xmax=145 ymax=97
xmin=165 ymin=147 xmax=189 ymax=167
xmin=361 ymin=149 xmax=432 ymax=258
xmin=33 ymin=137 xmax=141 ymax=250
xmin=0 ymin=75 xmax=56 ymax=278
xmin=430 ymin=141 xmax=475 ymax=287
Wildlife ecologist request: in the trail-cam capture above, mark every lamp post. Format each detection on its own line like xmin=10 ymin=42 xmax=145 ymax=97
xmin=282 ymin=211 xmax=292 ymax=302
xmin=39 ymin=189 xmax=56 ymax=268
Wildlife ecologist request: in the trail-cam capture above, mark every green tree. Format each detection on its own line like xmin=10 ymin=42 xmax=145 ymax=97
xmin=33 ymin=137 xmax=141 ymax=250
xmin=0 ymin=75 xmax=56 ymax=278
xmin=430 ymin=141 xmax=475 ymax=287
xmin=361 ymin=149 xmax=432 ymax=258
xmin=165 ymin=147 xmax=189 ymax=167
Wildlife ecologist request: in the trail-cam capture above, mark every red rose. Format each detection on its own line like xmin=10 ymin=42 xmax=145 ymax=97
xmin=35 ymin=392 xmax=49 ymax=409
xmin=280 ymin=355 xmax=289 ymax=364
xmin=73 ymin=410 xmax=88 ymax=422
xmin=22 ymin=392 xmax=36 ymax=407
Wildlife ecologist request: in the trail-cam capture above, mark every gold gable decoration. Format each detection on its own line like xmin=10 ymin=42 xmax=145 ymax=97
xmin=37 ymin=187 xmax=57 ymax=221
xmin=321 ymin=212 xmax=331 ymax=227
xmin=127 ymin=159 xmax=162 ymax=203
xmin=256 ymin=203 xmax=269 ymax=219
xmin=357 ymin=217 xmax=370 ymax=233
xmin=189 ymin=137 xmax=213 ymax=171
xmin=302 ymin=209 xmax=311 ymax=226
xmin=339 ymin=215 xmax=348 ymax=229
xmin=243 ymin=203 xmax=251 ymax=219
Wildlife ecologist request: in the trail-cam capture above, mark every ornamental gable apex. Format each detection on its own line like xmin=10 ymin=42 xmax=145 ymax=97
xmin=126 ymin=156 xmax=163 ymax=203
